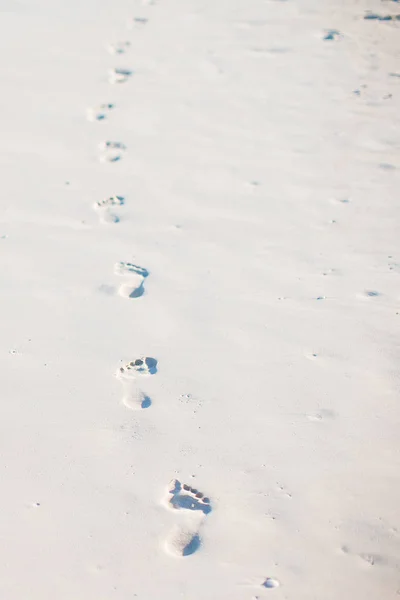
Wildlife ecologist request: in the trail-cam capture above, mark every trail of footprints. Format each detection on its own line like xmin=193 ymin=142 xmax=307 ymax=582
xmin=85 ymin=5 xmax=280 ymax=580
xmin=85 ymin=8 xmax=207 ymax=560
xmin=80 ymin=0 xmax=394 ymax=584
xmin=78 ymin=1 xmax=383 ymax=586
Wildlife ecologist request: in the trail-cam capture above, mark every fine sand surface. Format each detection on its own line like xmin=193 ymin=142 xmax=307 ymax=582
xmin=0 ymin=0 xmax=399 ymax=598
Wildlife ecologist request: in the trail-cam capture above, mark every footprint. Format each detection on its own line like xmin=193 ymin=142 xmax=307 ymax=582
xmin=108 ymin=41 xmax=131 ymax=55
xmin=163 ymin=479 xmax=212 ymax=557
xmin=117 ymin=357 xmax=158 ymax=379
xmin=114 ymin=262 xmax=149 ymax=298
xmin=99 ymin=141 xmax=126 ymax=151
xmin=116 ymin=357 xmax=156 ymax=409
xmin=364 ymin=12 xmax=400 ymax=21
xmin=322 ymin=29 xmax=341 ymax=40
xmin=86 ymin=103 xmax=114 ymax=122
xmin=365 ymin=290 xmax=380 ymax=297
xmin=127 ymin=17 xmax=149 ymax=29
xmin=99 ymin=141 xmax=127 ymax=163
xmin=93 ymin=195 xmax=124 ymax=223
xmin=358 ymin=290 xmax=381 ymax=300
xmin=108 ymin=68 xmax=133 ymax=84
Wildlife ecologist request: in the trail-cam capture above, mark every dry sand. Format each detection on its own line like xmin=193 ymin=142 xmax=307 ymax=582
xmin=0 ymin=0 xmax=399 ymax=598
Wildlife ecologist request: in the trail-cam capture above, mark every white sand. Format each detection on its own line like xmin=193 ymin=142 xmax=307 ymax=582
xmin=0 ymin=0 xmax=399 ymax=598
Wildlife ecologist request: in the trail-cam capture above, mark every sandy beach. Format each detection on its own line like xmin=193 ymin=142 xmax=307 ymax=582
xmin=0 ymin=0 xmax=399 ymax=598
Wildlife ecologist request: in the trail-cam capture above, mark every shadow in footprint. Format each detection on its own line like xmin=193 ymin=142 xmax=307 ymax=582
xmin=182 ymin=534 xmax=201 ymax=556
xmin=144 ymin=357 xmax=158 ymax=375
xmin=116 ymin=262 xmax=149 ymax=298
xmin=102 ymin=154 xmax=121 ymax=163
xmin=141 ymin=396 xmax=152 ymax=409
xmin=128 ymin=280 xmax=145 ymax=298
xmin=123 ymin=392 xmax=152 ymax=410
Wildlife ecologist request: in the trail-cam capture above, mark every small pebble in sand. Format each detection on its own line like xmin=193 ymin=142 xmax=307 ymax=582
xmin=262 ymin=577 xmax=280 ymax=589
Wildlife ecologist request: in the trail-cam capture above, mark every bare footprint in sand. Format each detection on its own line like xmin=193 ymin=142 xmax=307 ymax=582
xmin=107 ymin=41 xmax=131 ymax=55
xmin=322 ymin=29 xmax=341 ymax=41
xmin=114 ymin=261 xmax=149 ymax=298
xmin=364 ymin=12 xmax=400 ymax=21
xmin=127 ymin=16 xmax=149 ymax=29
xmin=108 ymin=68 xmax=132 ymax=84
xmin=99 ymin=141 xmax=127 ymax=163
xmin=94 ymin=195 xmax=124 ymax=223
xmin=86 ymin=103 xmax=114 ymax=122
xmin=163 ymin=479 xmax=212 ymax=557
xmin=116 ymin=357 xmax=157 ymax=410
